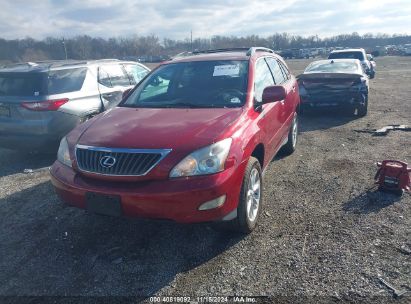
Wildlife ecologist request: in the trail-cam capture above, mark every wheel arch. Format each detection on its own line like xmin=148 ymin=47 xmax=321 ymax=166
xmin=250 ymin=143 xmax=265 ymax=168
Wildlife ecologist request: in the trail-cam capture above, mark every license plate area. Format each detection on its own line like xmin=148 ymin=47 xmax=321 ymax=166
xmin=86 ymin=192 xmax=122 ymax=217
xmin=0 ymin=105 xmax=10 ymax=117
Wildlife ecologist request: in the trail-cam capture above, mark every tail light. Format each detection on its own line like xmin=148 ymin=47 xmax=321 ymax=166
xmin=21 ymin=98 xmax=69 ymax=111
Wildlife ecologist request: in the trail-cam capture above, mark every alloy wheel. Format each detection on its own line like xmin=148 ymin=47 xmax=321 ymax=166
xmin=246 ymin=167 xmax=261 ymax=222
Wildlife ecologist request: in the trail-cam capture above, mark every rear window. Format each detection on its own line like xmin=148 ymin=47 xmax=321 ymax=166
xmin=328 ymin=51 xmax=364 ymax=61
xmin=0 ymin=73 xmax=45 ymax=96
xmin=305 ymin=61 xmax=360 ymax=73
xmin=47 ymin=68 xmax=87 ymax=94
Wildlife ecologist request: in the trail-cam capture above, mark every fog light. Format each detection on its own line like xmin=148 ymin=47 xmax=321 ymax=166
xmin=198 ymin=195 xmax=226 ymax=211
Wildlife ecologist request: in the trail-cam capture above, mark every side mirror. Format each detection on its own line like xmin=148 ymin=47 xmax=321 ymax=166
xmin=122 ymin=88 xmax=132 ymax=100
xmin=151 ymin=76 xmax=163 ymax=87
xmin=262 ymin=85 xmax=286 ymax=104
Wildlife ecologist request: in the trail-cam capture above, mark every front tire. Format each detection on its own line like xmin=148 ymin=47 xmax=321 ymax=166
xmin=233 ymin=157 xmax=263 ymax=234
xmin=281 ymin=114 xmax=298 ymax=155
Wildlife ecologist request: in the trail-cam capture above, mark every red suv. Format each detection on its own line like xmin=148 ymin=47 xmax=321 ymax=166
xmin=50 ymin=47 xmax=300 ymax=233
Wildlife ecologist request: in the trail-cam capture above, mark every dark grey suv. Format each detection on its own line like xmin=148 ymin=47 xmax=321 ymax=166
xmin=0 ymin=59 xmax=150 ymax=151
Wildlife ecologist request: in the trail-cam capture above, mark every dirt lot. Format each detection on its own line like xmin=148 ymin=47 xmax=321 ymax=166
xmin=0 ymin=57 xmax=410 ymax=303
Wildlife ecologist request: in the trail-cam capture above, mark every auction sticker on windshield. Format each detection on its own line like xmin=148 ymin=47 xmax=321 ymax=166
xmin=213 ymin=64 xmax=240 ymax=77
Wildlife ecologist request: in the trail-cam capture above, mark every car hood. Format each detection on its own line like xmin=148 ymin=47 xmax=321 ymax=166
xmin=77 ymin=106 xmax=243 ymax=151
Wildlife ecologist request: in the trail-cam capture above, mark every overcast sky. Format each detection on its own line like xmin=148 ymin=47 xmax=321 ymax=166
xmin=0 ymin=0 xmax=410 ymax=40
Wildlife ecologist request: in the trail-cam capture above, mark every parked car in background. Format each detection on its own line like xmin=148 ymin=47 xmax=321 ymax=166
xmin=298 ymin=59 xmax=369 ymax=116
xmin=0 ymin=59 xmax=150 ymax=152
xmin=328 ymin=48 xmax=375 ymax=79
xmin=367 ymin=54 xmax=376 ymax=69
xmin=279 ymin=49 xmax=293 ymax=59
xmin=50 ymin=47 xmax=300 ymax=233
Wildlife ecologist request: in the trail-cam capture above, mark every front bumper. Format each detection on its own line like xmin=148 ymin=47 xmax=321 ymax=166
xmin=50 ymin=160 xmax=246 ymax=223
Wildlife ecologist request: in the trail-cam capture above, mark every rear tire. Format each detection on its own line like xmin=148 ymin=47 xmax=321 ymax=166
xmin=230 ymin=157 xmax=263 ymax=234
xmin=281 ymin=114 xmax=298 ymax=155
xmin=357 ymin=96 xmax=368 ymax=117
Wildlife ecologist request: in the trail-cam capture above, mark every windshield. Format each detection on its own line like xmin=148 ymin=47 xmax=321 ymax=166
xmin=122 ymin=60 xmax=248 ymax=108
xmin=305 ymin=61 xmax=360 ymax=73
xmin=328 ymin=51 xmax=364 ymax=61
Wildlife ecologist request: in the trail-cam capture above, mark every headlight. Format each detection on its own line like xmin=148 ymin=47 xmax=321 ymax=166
xmin=57 ymin=137 xmax=72 ymax=168
xmin=170 ymin=138 xmax=232 ymax=178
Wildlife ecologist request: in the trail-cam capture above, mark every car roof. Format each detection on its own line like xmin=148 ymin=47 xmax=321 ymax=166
xmin=166 ymin=47 xmax=278 ymax=64
xmin=310 ymin=59 xmax=361 ymax=64
xmin=330 ymin=48 xmax=365 ymax=53
xmin=0 ymin=59 xmax=146 ymax=73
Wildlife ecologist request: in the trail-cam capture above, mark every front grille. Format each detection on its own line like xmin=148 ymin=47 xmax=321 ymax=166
xmin=75 ymin=145 xmax=171 ymax=176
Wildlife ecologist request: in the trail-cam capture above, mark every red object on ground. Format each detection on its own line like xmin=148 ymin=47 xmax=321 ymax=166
xmin=375 ymin=160 xmax=411 ymax=193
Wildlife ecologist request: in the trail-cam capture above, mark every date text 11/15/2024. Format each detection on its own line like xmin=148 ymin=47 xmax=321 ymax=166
xmin=149 ymin=296 xmax=259 ymax=303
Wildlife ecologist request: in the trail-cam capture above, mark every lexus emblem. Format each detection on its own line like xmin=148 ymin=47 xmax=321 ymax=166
xmin=100 ymin=155 xmax=116 ymax=168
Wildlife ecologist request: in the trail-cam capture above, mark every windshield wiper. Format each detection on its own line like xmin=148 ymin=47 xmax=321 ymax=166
xmin=165 ymin=102 xmax=208 ymax=108
xmin=126 ymin=101 xmax=240 ymax=109
xmin=137 ymin=102 xmax=216 ymax=108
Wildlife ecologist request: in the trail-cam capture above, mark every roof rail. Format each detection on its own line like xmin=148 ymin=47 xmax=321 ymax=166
xmin=246 ymin=47 xmax=275 ymax=56
xmin=170 ymin=47 xmax=275 ymax=60
xmin=92 ymin=59 xmax=120 ymax=62
xmin=0 ymin=62 xmax=41 ymax=69
xmin=192 ymin=48 xmax=250 ymax=55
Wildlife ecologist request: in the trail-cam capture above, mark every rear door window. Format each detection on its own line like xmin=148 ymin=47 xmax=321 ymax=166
xmin=123 ymin=64 xmax=149 ymax=85
xmin=278 ymin=61 xmax=291 ymax=80
xmin=47 ymin=68 xmax=87 ymax=94
xmin=254 ymin=58 xmax=275 ymax=103
xmin=98 ymin=68 xmax=112 ymax=87
xmin=98 ymin=65 xmax=130 ymax=87
xmin=0 ymin=73 xmax=45 ymax=96
xmin=265 ymin=57 xmax=286 ymax=85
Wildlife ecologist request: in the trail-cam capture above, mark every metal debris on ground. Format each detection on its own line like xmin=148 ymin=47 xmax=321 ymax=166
xmin=23 ymin=167 xmax=51 ymax=174
xmin=399 ymin=244 xmax=411 ymax=255
xmin=378 ymin=277 xmax=410 ymax=298
xmin=354 ymin=124 xmax=410 ymax=136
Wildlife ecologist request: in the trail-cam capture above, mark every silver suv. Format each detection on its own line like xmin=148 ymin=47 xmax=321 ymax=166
xmin=328 ymin=48 xmax=375 ymax=79
xmin=0 ymin=59 xmax=150 ymax=151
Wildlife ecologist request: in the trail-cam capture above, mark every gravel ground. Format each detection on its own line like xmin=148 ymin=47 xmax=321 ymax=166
xmin=0 ymin=57 xmax=410 ymax=303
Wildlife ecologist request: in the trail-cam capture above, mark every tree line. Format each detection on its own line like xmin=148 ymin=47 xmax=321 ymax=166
xmin=1 ymin=32 xmax=410 ymax=63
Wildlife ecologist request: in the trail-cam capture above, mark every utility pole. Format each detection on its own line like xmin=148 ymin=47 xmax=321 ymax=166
xmin=190 ymin=30 xmax=193 ymax=52
xmin=62 ymin=38 xmax=68 ymax=60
